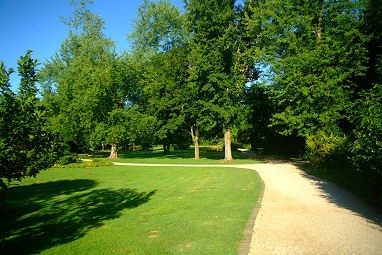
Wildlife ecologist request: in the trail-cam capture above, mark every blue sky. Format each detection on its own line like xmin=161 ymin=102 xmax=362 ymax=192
xmin=0 ymin=0 xmax=185 ymax=88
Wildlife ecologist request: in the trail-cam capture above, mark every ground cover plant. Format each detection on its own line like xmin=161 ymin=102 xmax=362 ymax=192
xmin=0 ymin=165 xmax=261 ymax=254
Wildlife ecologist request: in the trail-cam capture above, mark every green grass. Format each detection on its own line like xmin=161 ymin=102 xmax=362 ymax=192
xmin=83 ymin=147 xmax=262 ymax=165
xmin=0 ymin=165 xmax=261 ymax=254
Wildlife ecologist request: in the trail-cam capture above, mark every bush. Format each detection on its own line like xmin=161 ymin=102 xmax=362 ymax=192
xmin=55 ymin=154 xmax=81 ymax=166
xmin=200 ymin=145 xmax=223 ymax=152
xmin=53 ymin=159 xmax=112 ymax=168
xmin=306 ymin=130 xmax=347 ymax=167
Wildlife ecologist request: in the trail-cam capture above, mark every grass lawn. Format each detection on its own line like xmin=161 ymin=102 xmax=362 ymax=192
xmin=83 ymin=147 xmax=262 ymax=165
xmin=0 ymin=165 xmax=261 ymax=254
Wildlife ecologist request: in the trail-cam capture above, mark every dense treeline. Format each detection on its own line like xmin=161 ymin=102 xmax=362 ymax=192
xmin=1 ymin=0 xmax=381 ymax=192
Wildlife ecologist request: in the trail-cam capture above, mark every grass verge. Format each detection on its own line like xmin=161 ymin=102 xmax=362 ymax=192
xmin=0 ymin=165 xmax=261 ymax=254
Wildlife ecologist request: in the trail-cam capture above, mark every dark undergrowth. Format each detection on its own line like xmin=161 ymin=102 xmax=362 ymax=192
xmin=299 ymin=162 xmax=382 ymax=211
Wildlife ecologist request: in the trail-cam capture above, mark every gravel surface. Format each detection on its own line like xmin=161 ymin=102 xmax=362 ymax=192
xmin=236 ymin=163 xmax=382 ymax=255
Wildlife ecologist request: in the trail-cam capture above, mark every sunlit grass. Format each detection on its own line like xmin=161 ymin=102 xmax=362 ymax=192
xmin=0 ymin=165 xmax=261 ymax=254
xmin=83 ymin=147 xmax=262 ymax=165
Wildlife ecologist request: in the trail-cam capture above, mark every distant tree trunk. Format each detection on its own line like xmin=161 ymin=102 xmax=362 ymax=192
xmin=163 ymin=143 xmax=170 ymax=153
xmin=191 ymin=126 xmax=200 ymax=160
xmin=224 ymin=128 xmax=233 ymax=161
xmin=109 ymin=142 xmax=118 ymax=159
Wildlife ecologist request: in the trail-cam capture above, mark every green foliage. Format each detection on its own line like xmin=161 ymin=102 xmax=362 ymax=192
xmin=129 ymin=1 xmax=190 ymax=152
xmin=130 ymin=111 xmax=158 ymax=150
xmin=55 ymin=154 xmax=81 ymax=166
xmin=52 ymin=159 xmax=112 ymax=168
xmin=140 ymin=48 xmax=189 ymax=149
xmin=17 ymin=50 xmax=39 ymax=97
xmin=186 ymin=0 xmax=241 ymax=129
xmin=30 ymin=0 xmax=382 ymax=174
xmin=200 ymin=145 xmax=223 ymax=153
xmin=351 ymin=84 xmax=382 ymax=173
xmin=129 ymin=0 xmax=186 ymax=55
xmin=40 ymin=2 xmax=136 ymax=152
xmin=262 ymin=0 xmax=367 ymax=137
xmin=0 ymin=53 xmax=58 ymax=189
xmin=240 ymin=84 xmax=275 ymax=148
xmin=241 ymin=0 xmax=382 ymax=168
xmin=306 ymin=130 xmax=347 ymax=167
xmin=185 ymin=0 xmax=245 ymax=161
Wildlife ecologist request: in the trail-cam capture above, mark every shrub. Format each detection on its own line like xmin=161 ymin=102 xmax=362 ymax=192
xmin=55 ymin=154 xmax=81 ymax=166
xmin=306 ymin=130 xmax=347 ymax=167
xmin=53 ymin=159 xmax=112 ymax=168
xmin=200 ymin=146 xmax=223 ymax=152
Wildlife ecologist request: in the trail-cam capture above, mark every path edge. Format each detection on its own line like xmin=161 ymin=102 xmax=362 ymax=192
xmin=238 ymin=169 xmax=265 ymax=255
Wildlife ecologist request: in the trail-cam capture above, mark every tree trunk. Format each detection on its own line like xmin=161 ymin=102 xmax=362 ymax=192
xmin=317 ymin=0 xmax=324 ymax=41
xmin=109 ymin=142 xmax=118 ymax=159
xmin=163 ymin=143 xmax=170 ymax=153
xmin=224 ymin=128 xmax=233 ymax=161
xmin=191 ymin=126 xmax=200 ymax=160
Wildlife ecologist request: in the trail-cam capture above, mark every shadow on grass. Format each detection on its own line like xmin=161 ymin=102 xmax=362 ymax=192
xmin=0 ymin=180 xmax=155 ymax=254
xmin=297 ymin=163 xmax=382 ymax=226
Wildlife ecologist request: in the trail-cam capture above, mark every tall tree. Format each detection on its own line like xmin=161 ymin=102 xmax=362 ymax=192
xmin=185 ymin=0 xmax=243 ymax=161
xmin=41 ymin=1 xmax=133 ymax=157
xmin=0 ymin=52 xmax=58 ymax=190
xmin=243 ymin=0 xmax=368 ymax=163
xmin=129 ymin=0 xmax=191 ymax=154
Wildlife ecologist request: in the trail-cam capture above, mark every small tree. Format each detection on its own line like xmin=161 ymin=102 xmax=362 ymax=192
xmin=0 ymin=52 xmax=58 ymax=190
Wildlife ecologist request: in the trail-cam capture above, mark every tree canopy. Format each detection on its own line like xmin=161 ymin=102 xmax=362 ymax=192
xmin=0 ymin=52 xmax=58 ymax=190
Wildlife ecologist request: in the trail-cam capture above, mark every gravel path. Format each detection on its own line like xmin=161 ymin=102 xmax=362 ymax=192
xmin=113 ymin=162 xmax=382 ymax=254
xmin=236 ymin=163 xmax=382 ymax=255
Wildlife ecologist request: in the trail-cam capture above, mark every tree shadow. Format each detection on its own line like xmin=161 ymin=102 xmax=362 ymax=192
xmin=296 ymin=163 xmax=382 ymax=226
xmin=0 ymin=179 xmax=155 ymax=254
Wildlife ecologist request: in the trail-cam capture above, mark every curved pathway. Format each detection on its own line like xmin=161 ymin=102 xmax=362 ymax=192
xmin=113 ymin=162 xmax=382 ymax=254
xmin=238 ymin=163 xmax=382 ymax=255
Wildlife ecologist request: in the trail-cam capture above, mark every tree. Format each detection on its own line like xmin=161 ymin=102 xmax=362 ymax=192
xmin=0 ymin=52 xmax=58 ymax=190
xmin=349 ymin=0 xmax=382 ymax=173
xmin=129 ymin=0 xmax=191 ymax=154
xmin=129 ymin=0 xmax=186 ymax=56
xmin=243 ymin=0 xmax=368 ymax=163
xmin=41 ymin=1 xmax=135 ymax=157
xmin=139 ymin=47 xmax=190 ymax=153
xmin=185 ymin=0 xmax=244 ymax=161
